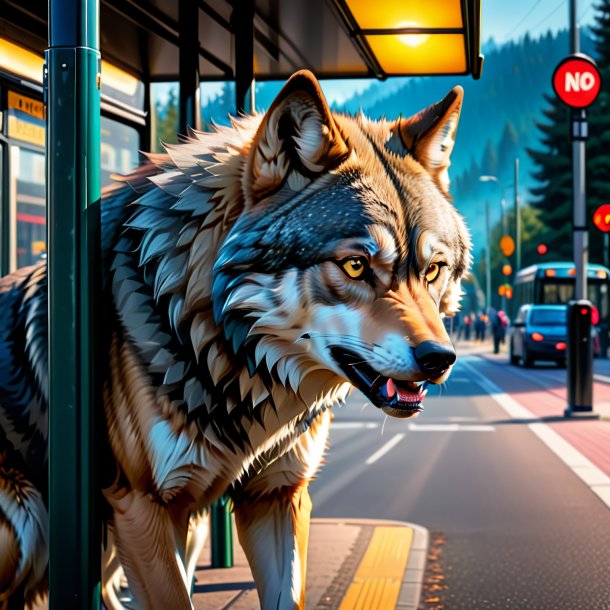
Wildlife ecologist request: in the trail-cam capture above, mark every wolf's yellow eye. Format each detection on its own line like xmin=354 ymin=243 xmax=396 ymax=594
xmin=341 ymin=257 xmax=367 ymax=280
xmin=425 ymin=262 xmax=442 ymax=283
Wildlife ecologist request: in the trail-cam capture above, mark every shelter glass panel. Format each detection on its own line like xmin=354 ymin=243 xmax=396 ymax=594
xmin=10 ymin=145 xmax=46 ymax=269
xmin=101 ymin=61 xmax=145 ymax=110
xmin=202 ymin=81 xmax=235 ymax=128
xmin=101 ymin=117 xmax=139 ymax=186
xmin=151 ymin=82 xmax=179 ymax=151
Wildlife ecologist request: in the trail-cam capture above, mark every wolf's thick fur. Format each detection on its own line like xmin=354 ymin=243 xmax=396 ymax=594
xmin=0 ymin=71 xmax=470 ymax=609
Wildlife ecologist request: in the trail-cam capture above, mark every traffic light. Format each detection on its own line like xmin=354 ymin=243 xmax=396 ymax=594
xmin=498 ymin=284 xmax=512 ymax=298
xmin=500 ymin=235 xmax=515 ymax=257
xmin=593 ymin=204 xmax=610 ymax=232
xmin=537 ymin=243 xmax=548 ymax=255
xmin=566 ymin=300 xmax=593 ymax=414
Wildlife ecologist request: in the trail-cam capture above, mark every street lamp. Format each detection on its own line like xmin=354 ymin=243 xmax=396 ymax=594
xmin=479 ymin=175 xmax=507 ymax=234
xmin=479 ymin=162 xmax=522 ymax=271
xmin=332 ymin=0 xmax=484 ymax=79
xmin=485 ymin=200 xmax=491 ymax=312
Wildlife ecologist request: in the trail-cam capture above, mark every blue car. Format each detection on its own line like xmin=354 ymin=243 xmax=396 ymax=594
xmin=509 ymin=305 xmax=568 ymax=367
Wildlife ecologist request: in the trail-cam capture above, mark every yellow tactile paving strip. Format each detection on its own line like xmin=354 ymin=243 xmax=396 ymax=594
xmin=338 ymin=526 xmax=413 ymax=610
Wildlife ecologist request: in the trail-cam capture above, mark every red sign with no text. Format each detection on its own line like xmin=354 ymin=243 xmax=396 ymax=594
xmin=553 ymin=55 xmax=601 ymax=108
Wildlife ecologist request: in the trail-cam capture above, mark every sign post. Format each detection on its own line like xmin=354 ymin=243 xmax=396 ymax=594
xmin=552 ymin=48 xmax=601 ymax=416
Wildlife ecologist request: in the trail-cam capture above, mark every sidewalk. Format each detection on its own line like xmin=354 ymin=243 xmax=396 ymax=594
xmin=193 ymin=519 xmax=428 ymax=610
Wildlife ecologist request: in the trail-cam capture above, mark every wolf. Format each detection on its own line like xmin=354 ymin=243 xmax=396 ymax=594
xmin=0 ymin=70 xmax=470 ymax=609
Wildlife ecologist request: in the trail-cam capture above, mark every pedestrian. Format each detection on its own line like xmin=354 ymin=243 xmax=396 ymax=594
xmin=475 ymin=312 xmax=486 ymax=341
xmin=452 ymin=312 xmax=461 ymax=342
xmin=464 ymin=314 xmax=472 ymax=340
xmin=491 ymin=309 xmax=503 ymax=354
xmin=498 ymin=310 xmax=509 ymax=345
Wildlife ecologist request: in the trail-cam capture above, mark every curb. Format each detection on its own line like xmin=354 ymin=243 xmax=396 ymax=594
xmin=397 ymin=522 xmax=429 ymax=610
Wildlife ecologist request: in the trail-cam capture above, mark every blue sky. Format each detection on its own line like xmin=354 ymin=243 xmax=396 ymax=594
xmin=484 ymin=0 xmax=596 ymax=44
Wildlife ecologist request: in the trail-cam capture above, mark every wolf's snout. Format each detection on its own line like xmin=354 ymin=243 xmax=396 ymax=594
xmin=414 ymin=341 xmax=456 ymax=376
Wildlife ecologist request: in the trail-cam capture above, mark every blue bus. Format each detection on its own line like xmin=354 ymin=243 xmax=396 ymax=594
xmin=514 ymin=262 xmax=610 ymax=352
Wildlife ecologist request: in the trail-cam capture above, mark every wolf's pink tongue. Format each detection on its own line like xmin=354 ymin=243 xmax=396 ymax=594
xmin=396 ymin=384 xmax=421 ymax=403
xmin=386 ymin=378 xmax=396 ymax=398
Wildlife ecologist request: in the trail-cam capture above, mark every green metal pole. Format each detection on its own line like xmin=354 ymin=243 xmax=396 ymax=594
xmin=211 ymin=497 xmax=234 ymax=568
xmin=46 ymin=0 xmax=101 ymax=608
xmin=208 ymin=0 xmax=259 ymax=570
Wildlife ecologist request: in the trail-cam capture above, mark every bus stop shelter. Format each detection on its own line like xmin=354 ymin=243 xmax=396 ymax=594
xmin=0 ymin=0 xmax=483 ymax=607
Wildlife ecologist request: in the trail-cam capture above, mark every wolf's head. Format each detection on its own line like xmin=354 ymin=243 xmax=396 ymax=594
xmin=212 ymin=71 xmax=471 ymax=420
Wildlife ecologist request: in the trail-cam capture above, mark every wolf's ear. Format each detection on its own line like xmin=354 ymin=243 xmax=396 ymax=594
xmin=244 ymin=70 xmax=350 ymax=204
xmin=395 ymin=86 xmax=463 ymax=195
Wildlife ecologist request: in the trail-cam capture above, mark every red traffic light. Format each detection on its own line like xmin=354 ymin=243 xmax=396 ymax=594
xmin=592 ymin=306 xmax=600 ymax=325
xmin=537 ymin=243 xmax=548 ymax=255
xmin=593 ymin=204 xmax=610 ymax=233
xmin=577 ymin=305 xmax=599 ymax=324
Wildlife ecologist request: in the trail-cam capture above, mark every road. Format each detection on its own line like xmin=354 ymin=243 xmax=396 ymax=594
xmin=309 ymin=346 xmax=610 ymax=609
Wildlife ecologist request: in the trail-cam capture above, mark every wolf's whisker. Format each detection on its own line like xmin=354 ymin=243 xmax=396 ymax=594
xmin=361 ymin=402 xmax=370 ymax=411
xmin=381 ymin=414 xmax=389 ymax=436
xmin=348 ymin=358 xmax=375 ymax=366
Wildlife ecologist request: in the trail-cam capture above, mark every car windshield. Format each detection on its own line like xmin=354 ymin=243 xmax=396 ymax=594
xmin=530 ymin=309 xmax=566 ymax=326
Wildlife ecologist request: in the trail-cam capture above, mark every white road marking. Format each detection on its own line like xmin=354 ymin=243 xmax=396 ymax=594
xmin=333 ymin=422 xmax=379 ymax=429
xmin=461 ymin=359 xmax=610 ymax=511
xmin=595 ymin=373 xmax=610 ymax=384
xmin=365 ymin=433 xmax=405 ymax=465
xmin=333 ymin=420 xmax=495 ymax=432
xmin=408 ymin=423 xmax=495 ymax=432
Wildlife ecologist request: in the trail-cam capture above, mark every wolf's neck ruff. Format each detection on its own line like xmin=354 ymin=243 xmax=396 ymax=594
xmin=109 ymin=117 xmax=351 ymax=484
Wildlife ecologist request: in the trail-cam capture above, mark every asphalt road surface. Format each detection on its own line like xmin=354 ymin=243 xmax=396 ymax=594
xmin=309 ymin=352 xmax=610 ymax=610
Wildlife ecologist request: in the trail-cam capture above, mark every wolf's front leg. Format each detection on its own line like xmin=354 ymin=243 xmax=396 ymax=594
xmin=103 ymin=481 xmax=193 ymax=610
xmin=232 ymin=409 xmax=331 ymax=610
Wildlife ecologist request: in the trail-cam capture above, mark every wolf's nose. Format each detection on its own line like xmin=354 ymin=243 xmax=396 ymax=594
xmin=414 ymin=341 xmax=456 ymax=376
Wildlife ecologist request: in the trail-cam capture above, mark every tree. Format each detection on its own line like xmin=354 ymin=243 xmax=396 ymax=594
xmin=480 ymin=139 xmax=499 ymax=178
xmin=202 ymin=81 xmax=235 ymax=129
xmin=527 ymin=93 xmax=572 ymax=260
xmin=497 ymin=121 xmax=519 ymax=185
xmin=152 ymin=87 xmax=179 ymax=152
xmin=480 ymin=203 xmax=544 ymax=312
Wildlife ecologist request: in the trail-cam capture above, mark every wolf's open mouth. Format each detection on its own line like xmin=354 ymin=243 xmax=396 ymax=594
xmin=330 ymin=347 xmax=428 ymax=419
